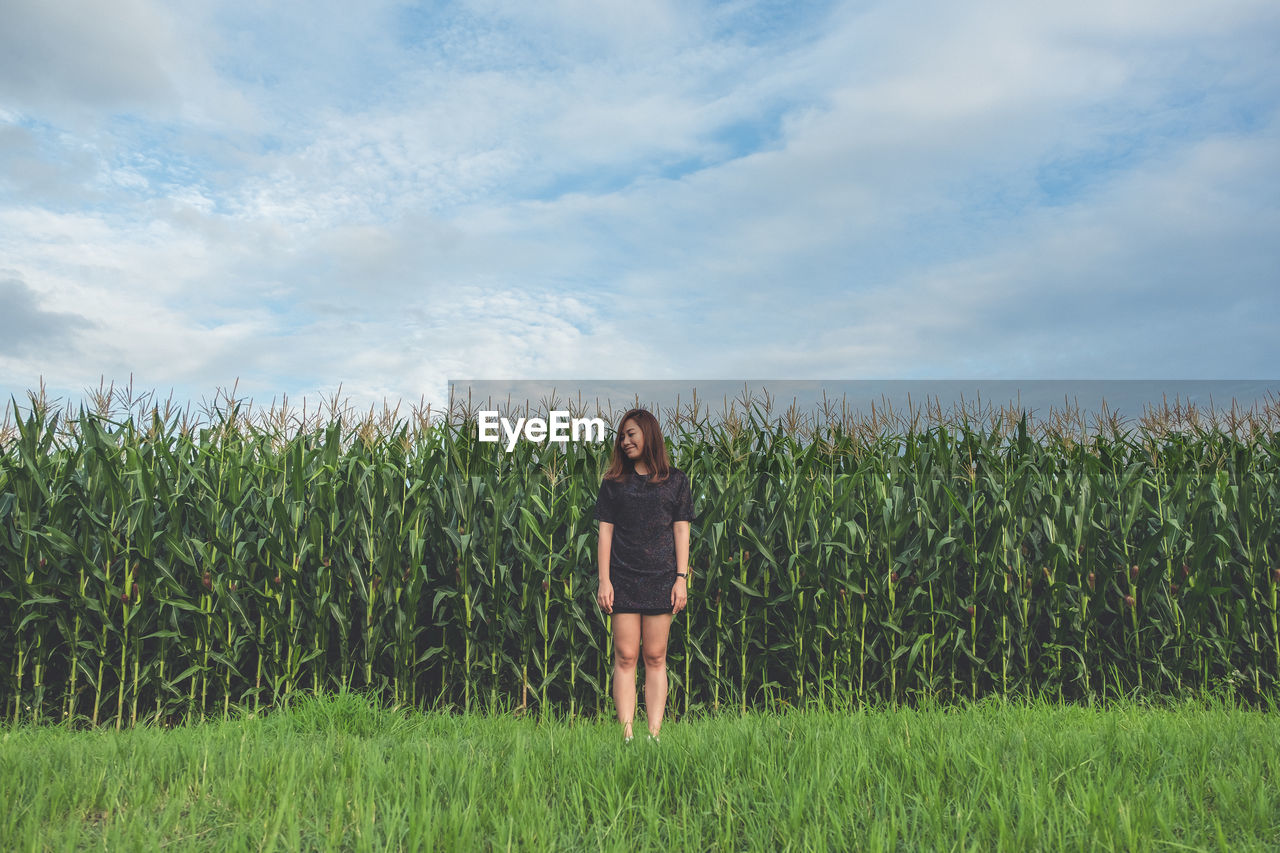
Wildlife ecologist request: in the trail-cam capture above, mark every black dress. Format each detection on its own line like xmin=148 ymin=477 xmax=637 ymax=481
xmin=593 ymin=466 xmax=696 ymax=614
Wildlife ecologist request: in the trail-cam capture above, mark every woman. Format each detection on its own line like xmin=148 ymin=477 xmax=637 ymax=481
xmin=593 ymin=408 xmax=695 ymax=744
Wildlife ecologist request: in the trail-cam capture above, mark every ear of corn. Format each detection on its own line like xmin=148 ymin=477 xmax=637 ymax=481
xmin=1 ymin=385 xmax=1278 ymax=726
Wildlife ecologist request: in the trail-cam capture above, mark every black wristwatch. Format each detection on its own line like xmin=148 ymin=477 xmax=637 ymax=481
xmin=676 ymin=572 xmax=688 ymax=579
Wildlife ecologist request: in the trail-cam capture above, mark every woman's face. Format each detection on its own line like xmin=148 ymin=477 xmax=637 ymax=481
xmin=619 ymin=418 xmax=644 ymax=461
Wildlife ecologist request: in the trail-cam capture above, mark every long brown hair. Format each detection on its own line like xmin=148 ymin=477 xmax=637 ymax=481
xmin=603 ymin=408 xmax=672 ymax=484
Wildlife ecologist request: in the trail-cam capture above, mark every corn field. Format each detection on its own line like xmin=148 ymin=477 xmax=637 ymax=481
xmin=2 ymin=383 xmax=1279 ymax=727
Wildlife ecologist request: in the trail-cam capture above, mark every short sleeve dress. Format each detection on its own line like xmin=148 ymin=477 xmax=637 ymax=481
xmin=593 ymin=466 xmax=696 ymax=614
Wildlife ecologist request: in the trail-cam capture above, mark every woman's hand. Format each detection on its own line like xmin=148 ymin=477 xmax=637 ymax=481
xmin=597 ymin=578 xmax=614 ymax=614
xmin=672 ymin=576 xmax=687 ymax=614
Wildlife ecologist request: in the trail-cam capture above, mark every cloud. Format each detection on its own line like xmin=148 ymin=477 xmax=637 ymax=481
xmin=1 ymin=0 xmax=1277 ymax=412
xmin=0 ymin=0 xmax=181 ymax=112
xmin=0 ymin=121 xmax=102 ymax=206
xmin=0 ymin=0 xmax=255 ymax=128
xmin=0 ymin=275 xmax=95 ymax=358
xmin=737 ymin=128 xmax=1280 ymax=378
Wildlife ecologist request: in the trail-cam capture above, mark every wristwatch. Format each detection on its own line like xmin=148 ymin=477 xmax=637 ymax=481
xmin=676 ymin=572 xmax=688 ymax=579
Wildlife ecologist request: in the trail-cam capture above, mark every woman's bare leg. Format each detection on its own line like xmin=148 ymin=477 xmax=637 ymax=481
xmin=641 ymin=613 xmax=673 ymax=736
xmin=611 ymin=613 xmax=640 ymax=739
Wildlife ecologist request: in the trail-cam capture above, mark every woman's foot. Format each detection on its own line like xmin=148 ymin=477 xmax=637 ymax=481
xmin=622 ymin=720 xmax=634 ymax=743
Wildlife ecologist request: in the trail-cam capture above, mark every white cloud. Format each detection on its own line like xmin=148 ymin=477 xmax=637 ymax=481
xmin=792 ymin=128 xmax=1280 ymax=377
xmin=1 ymin=0 xmax=1277 ymax=413
xmin=0 ymin=0 xmax=180 ymax=111
xmin=0 ymin=0 xmax=255 ymax=128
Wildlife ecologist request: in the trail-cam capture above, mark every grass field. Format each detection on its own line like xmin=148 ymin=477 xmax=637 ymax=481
xmin=2 ymin=690 xmax=1278 ymax=852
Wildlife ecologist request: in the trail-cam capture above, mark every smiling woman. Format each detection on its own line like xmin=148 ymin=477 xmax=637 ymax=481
xmin=593 ymin=407 xmax=696 ymax=744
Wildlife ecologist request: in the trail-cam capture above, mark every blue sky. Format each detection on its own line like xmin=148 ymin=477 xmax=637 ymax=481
xmin=2 ymin=0 xmax=1278 ymax=417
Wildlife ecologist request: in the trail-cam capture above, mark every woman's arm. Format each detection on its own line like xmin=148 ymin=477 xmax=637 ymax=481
xmin=598 ymin=521 xmax=613 ymax=582
xmin=672 ymin=520 xmax=691 ymax=613
xmin=673 ymin=520 xmax=690 ymax=580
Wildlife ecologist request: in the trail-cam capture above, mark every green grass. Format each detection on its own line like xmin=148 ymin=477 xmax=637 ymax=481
xmin=2 ymin=689 xmax=1278 ymax=851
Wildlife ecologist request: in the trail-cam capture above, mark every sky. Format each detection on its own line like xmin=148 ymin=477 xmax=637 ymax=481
xmin=2 ymin=0 xmax=1278 ymax=421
